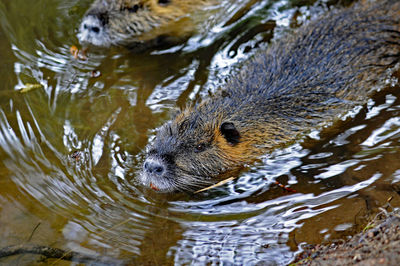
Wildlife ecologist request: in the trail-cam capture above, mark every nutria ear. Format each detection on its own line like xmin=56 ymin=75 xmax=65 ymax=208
xmin=220 ymin=122 xmax=240 ymax=145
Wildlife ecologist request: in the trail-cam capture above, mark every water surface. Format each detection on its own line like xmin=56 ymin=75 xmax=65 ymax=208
xmin=1 ymin=0 xmax=400 ymax=265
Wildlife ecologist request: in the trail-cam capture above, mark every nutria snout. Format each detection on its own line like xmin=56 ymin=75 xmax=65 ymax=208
xmin=79 ymin=14 xmax=109 ymax=46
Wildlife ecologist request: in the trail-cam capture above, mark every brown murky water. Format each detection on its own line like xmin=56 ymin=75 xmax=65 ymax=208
xmin=1 ymin=0 xmax=400 ymax=265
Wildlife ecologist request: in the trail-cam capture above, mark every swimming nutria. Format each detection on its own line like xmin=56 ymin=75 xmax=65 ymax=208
xmin=141 ymin=0 xmax=400 ymax=192
xmin=78 ymin=0 xmax=213 ymax=47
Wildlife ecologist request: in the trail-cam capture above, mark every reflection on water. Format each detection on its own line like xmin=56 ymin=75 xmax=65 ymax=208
xmin=0 ymin=0 xmax=400 ymax=264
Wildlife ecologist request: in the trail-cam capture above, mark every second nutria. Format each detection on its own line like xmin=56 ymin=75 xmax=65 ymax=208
xmin=78 ymin=0 xmax=214 ymax=47
xmin=140 ymin=0 xmax=400 ymax=193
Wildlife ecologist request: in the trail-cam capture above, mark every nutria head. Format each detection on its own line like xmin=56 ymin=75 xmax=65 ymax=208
xmin=78 ymin=0 xmax=169 ymax=46
xmin=141 ymin=122 xmax=243 ymax=192
xmin=139 ymin=94 xmax=276 ymax=192
xmin=78 ymin=0 xmax=199 ymax=47
xmin=140 ymin=99 xmax=250 ymax=192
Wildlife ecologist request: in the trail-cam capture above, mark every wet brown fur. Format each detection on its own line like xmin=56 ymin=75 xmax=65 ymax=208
xmin=141 ymin=0 xmax=400 ymax=192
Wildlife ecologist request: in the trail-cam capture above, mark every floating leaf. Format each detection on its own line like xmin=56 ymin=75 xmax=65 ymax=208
xmin=70 ymin=45 xmax=88 ymax=60
xmin=70 ymin=45 xmax=79 ymax=59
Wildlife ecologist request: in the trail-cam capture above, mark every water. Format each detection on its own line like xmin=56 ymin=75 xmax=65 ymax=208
xmin=1 ymin=0 xmax=400 ymax=265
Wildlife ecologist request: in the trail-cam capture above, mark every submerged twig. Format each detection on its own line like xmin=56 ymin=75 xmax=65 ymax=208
xmin=51 ymin=218 xmax=133 ymax=265
xmin=27 ymin=223 xmax=41 ymax=242
xmin=0 ymin=244 xmax=125 ymax=265
xmin=0 ymin=218 xmax=135 ymax=265
xmin=274 ymin=180 xmax=297 ymax=193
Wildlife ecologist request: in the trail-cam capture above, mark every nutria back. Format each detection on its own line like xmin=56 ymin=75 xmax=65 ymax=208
xmin=141 ymin=0 xmax=400 ymax=192
xmin=78 ymin=0 xmax=213 ymax=47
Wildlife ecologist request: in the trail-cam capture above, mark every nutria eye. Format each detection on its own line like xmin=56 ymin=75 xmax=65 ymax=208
xmin=98 ymin=12 xmax=109 ymax=26
xmin=194 ymin=143 xmax=206 ymax=153
xmin=158 ymin=0 xmax=171 ymax=5
xmin=124 ymin=4 xmax=141 ymax=13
